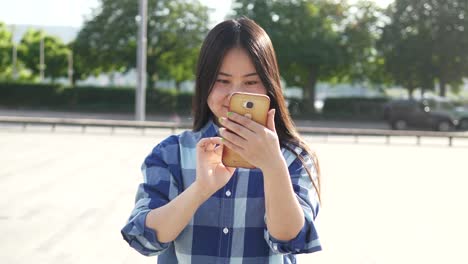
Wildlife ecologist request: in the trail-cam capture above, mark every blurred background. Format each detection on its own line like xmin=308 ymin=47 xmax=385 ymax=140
xmin=1 ymin=0 xmax=468 ymax=125
xmin=1 ymin=0 xmax=468 ymax=264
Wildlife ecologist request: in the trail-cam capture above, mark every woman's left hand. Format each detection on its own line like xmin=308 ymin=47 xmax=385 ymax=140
xmin=218 ymin=109 xmax=283 ymax=171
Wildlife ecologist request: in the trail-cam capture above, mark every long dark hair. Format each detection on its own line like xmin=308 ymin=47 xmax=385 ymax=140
xmin=192 ymin=17 xmax=321 ymax=203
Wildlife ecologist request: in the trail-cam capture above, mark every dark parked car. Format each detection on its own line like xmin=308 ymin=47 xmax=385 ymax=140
xmin=383 ymin=98 xmax=468 ymax=131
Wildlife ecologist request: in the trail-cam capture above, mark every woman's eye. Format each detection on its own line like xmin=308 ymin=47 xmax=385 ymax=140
xmin=246 ymin=81 xmax=258 ymax=85
xmin=216 ymin=79 xmax=229 ymax=84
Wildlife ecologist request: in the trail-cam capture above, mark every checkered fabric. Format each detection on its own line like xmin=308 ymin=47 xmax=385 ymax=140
xmin=121 ymin=120 xmax=321 ymax=263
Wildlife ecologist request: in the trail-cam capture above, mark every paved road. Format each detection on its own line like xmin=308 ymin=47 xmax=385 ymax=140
xmin=1 ymin=127 xmax=467 ymax=264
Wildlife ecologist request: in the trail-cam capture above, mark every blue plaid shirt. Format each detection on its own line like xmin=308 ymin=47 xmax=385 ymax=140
xmin=121 ymin=120 xmax=321 ymax=263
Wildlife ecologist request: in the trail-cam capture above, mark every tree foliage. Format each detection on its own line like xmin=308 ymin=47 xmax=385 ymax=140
xmin=0 ymin=22 xmax=13 ymax=77
xmin=73 ymin=0 xmax=210 ymax=88
xmin=341 ymin=1 xmax=389 ymax=85
xmin=231 ymin=0 xmax=384 ymax=107
xmin=380 ymin=0 xmax=468 ymax=97
xmin=17 ymin=29 xmax=70 ymax=81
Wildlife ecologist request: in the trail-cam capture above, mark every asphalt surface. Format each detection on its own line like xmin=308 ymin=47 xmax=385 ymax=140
xmin=1 ymin=129 xmax=467 ymax=264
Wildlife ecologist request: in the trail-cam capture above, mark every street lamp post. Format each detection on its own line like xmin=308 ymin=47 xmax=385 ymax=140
xmin=68 ymin=50 xmax=74 ymax=86
xmin=12 ymin=44 xmax=17 ymax=80
xmin=135 ymin=0 xmax=148 ymax=121
xmin=11 ymin=24 xmax=17 ymax=80
xmin=39 ymin=36 xmax=45 ymax=82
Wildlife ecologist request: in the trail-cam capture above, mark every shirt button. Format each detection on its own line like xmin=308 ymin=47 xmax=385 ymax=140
xmin=225 ymin=190 xmax=231 ymax=197
xmin=223 ymin=227 xmax=229 ymax=234
xmin=273 ymin=245 xmax=278 ymax=251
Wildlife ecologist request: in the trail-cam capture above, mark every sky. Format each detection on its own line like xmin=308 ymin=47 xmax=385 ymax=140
xmin=0 ymin=0 xmax=394 ymax=28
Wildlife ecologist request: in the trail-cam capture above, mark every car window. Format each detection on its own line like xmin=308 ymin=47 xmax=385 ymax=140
xmin=396 ymin=101 xmax=414 ymax=111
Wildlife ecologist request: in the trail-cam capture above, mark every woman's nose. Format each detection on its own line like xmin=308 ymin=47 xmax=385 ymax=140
xmin=231 ymin=83 xmax=245 ymax=93
xmin=228 ymin=87 xmax=243 ymax=99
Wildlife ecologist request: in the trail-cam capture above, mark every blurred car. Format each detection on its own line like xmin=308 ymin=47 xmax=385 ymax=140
xmin=383 ymin=98 xmax=468 ymax=131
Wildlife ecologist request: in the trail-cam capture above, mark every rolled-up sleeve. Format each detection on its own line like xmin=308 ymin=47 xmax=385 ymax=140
xmin=121 ymin=138 xmax=181 ymax=256
xmin=264 ymin=147 xmax=322 ymax=254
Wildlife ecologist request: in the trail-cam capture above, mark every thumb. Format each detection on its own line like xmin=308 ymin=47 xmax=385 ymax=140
xmin=267 ymin=109 xmax=276 ymax=132
xmin=214 ymin=142 xmax=224 ymax=156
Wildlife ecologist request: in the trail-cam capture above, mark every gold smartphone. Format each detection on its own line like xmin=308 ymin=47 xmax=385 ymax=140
xmin=221 ymin=92 xmax=271 ymax=168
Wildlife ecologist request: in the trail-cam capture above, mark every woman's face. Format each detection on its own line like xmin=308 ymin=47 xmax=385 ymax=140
xmin=207 ymin=47 xmax=267 ymax=122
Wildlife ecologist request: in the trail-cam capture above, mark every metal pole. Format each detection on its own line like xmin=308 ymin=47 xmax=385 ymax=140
xmin=40 ymin=36 xmax=45 ymax=82
xmin=12 ymin=45 xmax=17 ymax=80
xmin=68 ymin=50 xmax=74 ymax=86
xmin=11 ymin=25 xmax=17 ymax=80
xmin=136 ymin=0 xmax=148 ymax=121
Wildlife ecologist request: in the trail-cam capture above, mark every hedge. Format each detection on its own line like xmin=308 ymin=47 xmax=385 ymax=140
xmin=0 ymin=82 xmax=390 ymax=120
xmin=0 ymin=82 xmax=193 ymax=114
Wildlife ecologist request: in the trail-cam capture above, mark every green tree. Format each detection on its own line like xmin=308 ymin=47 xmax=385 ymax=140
xmin=73 ymin=0 xmax=210 ymax=88
xmin=68 ymin=40 xmax=100 ymax=86
xmin=430 ymin=0 xmax=468 ymax=96
xmin=159 ymin=46 xmax=199 ymax=92
xmin=17 ymin=29 xmax=70 ymax=82
xmin=379 ymin=17 xmax=434 ymax=98
xmin=0 ymin=22 xmax=13 ymax=78
xmin=232 ymin=0 xmax=382 ymax=109
xmin=341 ymin=1 xmax=389 ymax=85
xmin=380 ymin=0 xmax=468 ymax=97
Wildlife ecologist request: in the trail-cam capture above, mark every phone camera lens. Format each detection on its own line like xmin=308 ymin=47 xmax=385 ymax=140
xmin=244 ymin=101 xmax=254 ymax=109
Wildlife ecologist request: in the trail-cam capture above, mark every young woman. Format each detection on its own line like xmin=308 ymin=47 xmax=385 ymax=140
xmin=121 ymin=17 xmax=321 ymax=263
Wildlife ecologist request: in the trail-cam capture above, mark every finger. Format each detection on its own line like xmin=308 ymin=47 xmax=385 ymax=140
xmin=219 ymin=128 xmax=247 ymax=147
xmin=221 ymin=137 xmax=244 ymax=155
xmin=225 ymin=112 xmax=264 ymax=133
xmin=205 ymin=138 xmax=218 ymax=152
xmin=267 ymin=109 xmax=276 ymax=133
xmin=197 ymin=137 xmax=222 ymax=151
xmin=214 ymin=143 xmax=223 ymax=156
xmin=197 ymin=137 xmax=210 ymax=149
xmin=219 ymin=116 xmax=255 ymax=140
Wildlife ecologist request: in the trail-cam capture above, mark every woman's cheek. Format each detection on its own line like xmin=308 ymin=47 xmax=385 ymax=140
xmin=249 ymin=85 xmax=267 ymax=95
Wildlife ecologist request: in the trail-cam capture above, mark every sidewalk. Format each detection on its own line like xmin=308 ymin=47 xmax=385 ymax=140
xmin=0 ymin=108 xmax=389 ymax=129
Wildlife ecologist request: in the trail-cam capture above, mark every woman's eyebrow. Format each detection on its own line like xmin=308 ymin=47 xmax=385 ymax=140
xmin=243 ymin=72 xmax=258 ymax=77
xmin=218 ymin=72 xmax=258 ymax=77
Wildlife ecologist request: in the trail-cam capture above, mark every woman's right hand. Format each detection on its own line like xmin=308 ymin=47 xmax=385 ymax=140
xmin=195 ymin=137 xmax=235 ymax=198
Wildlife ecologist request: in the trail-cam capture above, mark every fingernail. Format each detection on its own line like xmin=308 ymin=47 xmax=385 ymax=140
xmin=219 ymin=117 xmax=224 ymax=123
